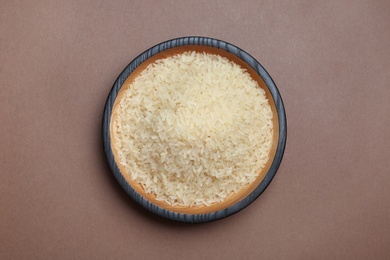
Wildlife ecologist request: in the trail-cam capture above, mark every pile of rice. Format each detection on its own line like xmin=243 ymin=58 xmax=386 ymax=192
xmin=112 ymin=51 xmax=273 ymax=207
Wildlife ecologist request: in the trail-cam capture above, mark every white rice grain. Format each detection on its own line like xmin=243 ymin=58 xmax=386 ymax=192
xmin=112 ymin=51 xmax=273 ymax=207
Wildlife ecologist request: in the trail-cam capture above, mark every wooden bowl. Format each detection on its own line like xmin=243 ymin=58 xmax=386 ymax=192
xmin=103 ymin=37 xmax=286 ymax=223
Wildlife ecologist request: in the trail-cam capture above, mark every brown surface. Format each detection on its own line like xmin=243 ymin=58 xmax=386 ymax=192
xmin=1 ymin=0 xmax=390 ymax=259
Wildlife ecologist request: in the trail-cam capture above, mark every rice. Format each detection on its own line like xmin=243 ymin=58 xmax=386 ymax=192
xmin=112 ymin=51 xmax=273 ymax=207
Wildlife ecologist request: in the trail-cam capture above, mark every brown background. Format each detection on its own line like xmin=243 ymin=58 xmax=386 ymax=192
xmin=1 ymin=0 xmax=390 ymax=259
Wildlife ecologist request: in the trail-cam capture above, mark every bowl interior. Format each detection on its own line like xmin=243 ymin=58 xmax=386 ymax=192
xmin=109 ymin=45 xmax=280 ymax=214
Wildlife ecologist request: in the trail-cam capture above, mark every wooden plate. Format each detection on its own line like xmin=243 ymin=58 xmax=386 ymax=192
xmin=102 ymin=37 xmax=286 ymax=223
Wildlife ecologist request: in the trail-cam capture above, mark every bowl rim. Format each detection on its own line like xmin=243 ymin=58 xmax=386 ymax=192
xmin=102 ymin=36 xmax=287 ymax=223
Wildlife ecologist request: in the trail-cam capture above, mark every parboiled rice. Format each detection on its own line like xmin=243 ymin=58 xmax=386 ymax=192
xmin=112 ymin=51 xmax=273 ymax=207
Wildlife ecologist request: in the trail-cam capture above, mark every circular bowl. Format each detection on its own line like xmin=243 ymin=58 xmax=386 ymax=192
xmin=103 ymin=36 xmax=286 ymax=223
